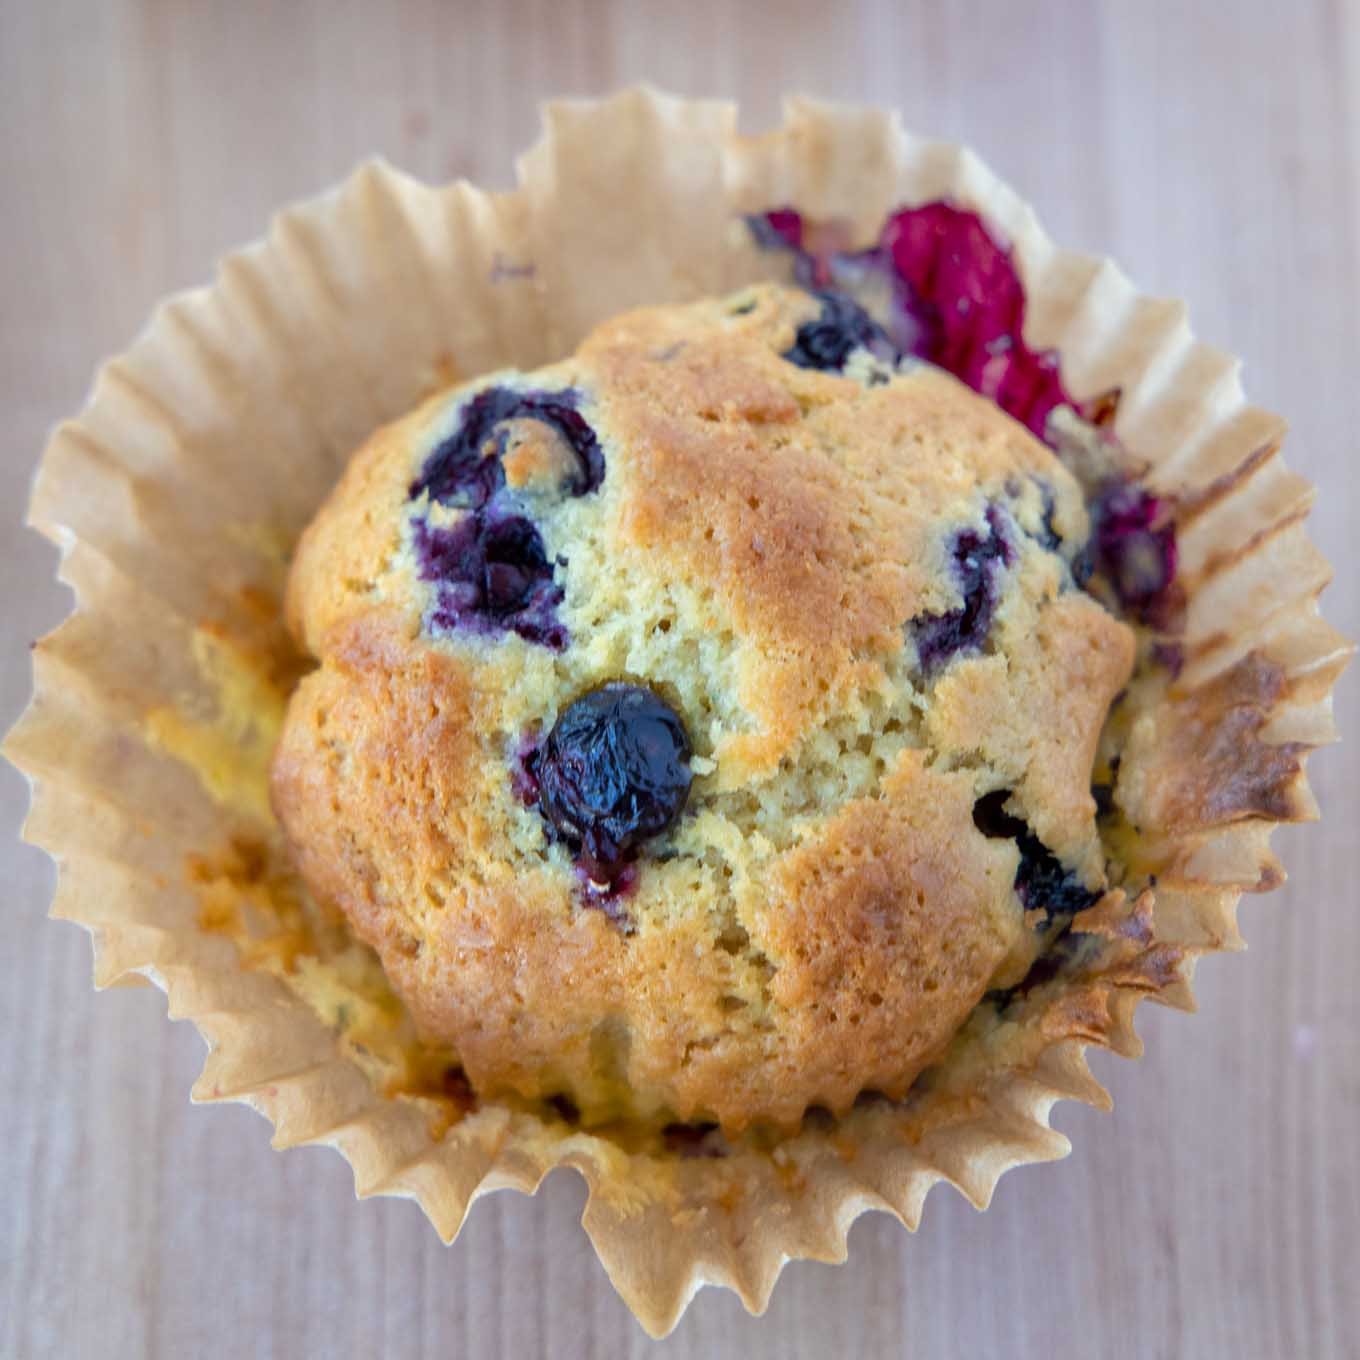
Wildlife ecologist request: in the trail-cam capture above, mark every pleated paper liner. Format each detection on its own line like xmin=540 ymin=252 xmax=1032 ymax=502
xmin=5 ymin=89 xmax=1352 ymax=1336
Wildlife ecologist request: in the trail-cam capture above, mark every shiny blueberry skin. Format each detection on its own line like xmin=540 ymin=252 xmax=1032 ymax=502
xmin=531 ymin=683 xmax=693 ymax=887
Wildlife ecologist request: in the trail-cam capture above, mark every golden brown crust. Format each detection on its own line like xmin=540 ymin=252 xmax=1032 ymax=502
xmin=746 ymin=753 xmax=1018 ymax=1118
xmin=270 ymin=610 xmax=481 ymax=958
xmin=924 ymin=594 xmax=1137 ymax=867
xmin=271 ymin=284 xmax=1138 ymax=1132
xmin=284 ymin=398 xmax=439 ymax=655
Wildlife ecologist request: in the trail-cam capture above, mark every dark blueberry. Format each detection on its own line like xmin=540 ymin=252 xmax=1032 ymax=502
xmin=414 ymin=511 xmax=567 ymax=650
xmin=406 ymin=385 xmax=607 ymax=650
xmin=410 ymin=385 xmax=604 ymax=508
xmin=532 ymin=683 xmax=693 ymax=888
xmin=1015 ymin=839 xmax=1103 ymax=921
xmin=1087 ymin=482 xmax=1180 ymax=627
xmin=912 ymin=504 xmax=1015 ymax=674
xmin=972 ymin=790 xmax=1102 ymax=924
xmin=782 ymin=291 xmax=899 ymax=372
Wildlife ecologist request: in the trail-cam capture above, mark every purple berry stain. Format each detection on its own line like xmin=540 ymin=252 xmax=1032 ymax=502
xmin=408 ymin=386 xmax=605 ymax=649
xmin=913 ymin=504 xmax=1014 ymax=673
xmin=527 ymin=683 xmax=693 ymax=901
xmin=1087 ymin=482 xmax=1180 ymax=628
xmin=972 ymin=791 xmax=1101 ymax=925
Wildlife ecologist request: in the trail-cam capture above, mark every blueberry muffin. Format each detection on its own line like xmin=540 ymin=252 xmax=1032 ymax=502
xmin=16 ymin=91 xmax=1347 ymax=1341
xmin=271 ymin=278 xmax=1143 ymax=1134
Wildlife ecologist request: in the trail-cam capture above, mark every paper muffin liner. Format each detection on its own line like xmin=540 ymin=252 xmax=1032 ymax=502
xmin=6 ymin=89 xmax=1352 ymax=1335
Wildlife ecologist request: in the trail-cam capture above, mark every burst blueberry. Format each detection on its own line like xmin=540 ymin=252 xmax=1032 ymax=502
xmin=531 ymin=683 xmax=693 ymax=888
xmin=913 ymin=504 xmax=1015 ymax=673
xmin=749 ymin=202 xmax=1073 ymax=439
xmin=410 ymin=385 xmax=605 ymax=508
xmin=408 ymin=384 xmax=607 ymax=650
xmin=972 ymin=790 xmax=1102 ymax=923
xmin=413 ymin=512 xmax=566 ymax=650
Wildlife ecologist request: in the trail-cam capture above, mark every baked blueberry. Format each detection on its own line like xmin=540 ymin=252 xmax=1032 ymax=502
xmin=406 ymin=386 xmax=607 ymax=650
xmin=783 ymin=291 xmax=898 ymax=371
xmin=410 ymin=385 xmax=605 ymax=508
xmin=531 ymin=683 xmax=693 ymax=887
xmin=1089 ymin=483 xmax=1179 ymax=627
xmin=913 ymin=504 xmax=1015 ymax=673
xmin=414 ymin=511 xmax=567 ymax=649
xmin=972 ymin=790 xmax=1101 ymax=923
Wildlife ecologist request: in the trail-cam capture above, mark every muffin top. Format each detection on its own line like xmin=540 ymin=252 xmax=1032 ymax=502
xmin=271 ymin=283 xmax=1135 ymax=1133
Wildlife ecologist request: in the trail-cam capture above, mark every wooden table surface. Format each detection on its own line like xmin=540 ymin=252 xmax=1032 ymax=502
xmin=2 ymin=3 xmax=1357 ymax=1357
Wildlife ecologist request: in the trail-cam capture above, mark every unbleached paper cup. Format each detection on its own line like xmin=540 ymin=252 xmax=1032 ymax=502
xmin=5 ymin=89 xmax=1352 ymax=1336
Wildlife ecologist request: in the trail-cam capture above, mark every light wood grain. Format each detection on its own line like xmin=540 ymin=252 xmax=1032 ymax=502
xmin=2 ymin=2 xmax=1357 ymax=1357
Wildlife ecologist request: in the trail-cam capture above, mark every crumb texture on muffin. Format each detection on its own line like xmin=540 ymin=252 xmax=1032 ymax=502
xmin=272 ymin=283 xmax=1136 ymax=1132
